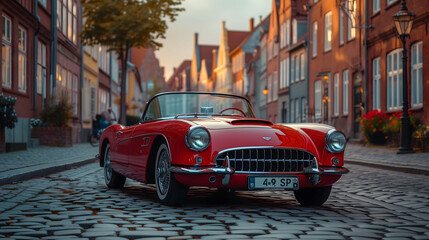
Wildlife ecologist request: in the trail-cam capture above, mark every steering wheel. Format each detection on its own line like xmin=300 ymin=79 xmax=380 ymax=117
xmin=219 ymin=108 xmax=246 ymax=117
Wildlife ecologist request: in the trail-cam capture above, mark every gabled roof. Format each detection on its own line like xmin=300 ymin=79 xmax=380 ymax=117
xmin=167 ymin=60 xmax=191 ymax=84
xmin=228 ymin=31 xmax=250 ymax=51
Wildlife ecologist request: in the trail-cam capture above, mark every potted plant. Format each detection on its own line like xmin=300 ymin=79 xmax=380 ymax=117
xmin=0 ymin=93 xmax=18 ymax=153
xmin=31 ymin=97 xmax=73 ymax=147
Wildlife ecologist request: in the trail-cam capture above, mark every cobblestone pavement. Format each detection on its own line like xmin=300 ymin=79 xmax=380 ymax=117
xmin=1 ymin=162 xmax=429 ymax=239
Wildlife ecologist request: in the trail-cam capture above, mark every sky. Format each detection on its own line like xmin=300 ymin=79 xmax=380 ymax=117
xmin=156 ymin=0 xmax=271 ymax=81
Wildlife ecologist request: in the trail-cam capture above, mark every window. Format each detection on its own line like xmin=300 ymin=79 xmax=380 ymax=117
xmin=73 ymin=75 xmax=78 ymax=115
xmin=300 ymin=52 xmax=305 ymax=80
xmin=301 ymin=98 xmax=307 ymax=122
xmin=280 ymin=58 xmax=289 ymax=89
xmin=387 ymin=49 xmax=403 ymax=111
xmin=292 ymin=19 xmax=297 ymax=44
xmin=39 ymin=0 xmax=47 ymax=7
xmin=339 ymin=8 xmax=344 ymax=45
xmin=324 ymin=12 xmax=332 ymax=52
xmin=290 ymin=100 xmax=295 ymax=123
xmin=58 ymin=0 xmax=78 ymax=44
xmin=372 ymin=57 xmax=381 ymax=110
xmin=411 ymin=42 xmax=423 ymax=107
xmin=387 ymin=0 xmax=397 ymax=5
xmin=373 ymin=0 xmax=380 ymax=13
xmin=343 ymin=70 xmax=349 ymax=115
xmin=315 ymin=80 xmax=321 ymax=119
xmin=90 ymin=85 xmax=96 ymax=117
xmin=334 ymin=73 xmax=339 ymax=116
xmin=347 ymin=0 xmax=356 ymax=40
xmin=295 ymin=99 xmax=300 ymax=123
xmin=286 ymin=57 xmax=289 ymax=87
xmin=267 ymin=75 xmax=272 ymax=103
xmin=99 ymin=46 xmax=110 ymax=74
xmin=18 ymin=26 xmax=27 ymax=93
xmin=281 ymin=101 xmax=287 ymax=123
xmin=312 ymin=21 xmax=317 ymax=57
xmin=291 ymin=56 xmax=296 ymax=83
xmin=268 ymin=41 xmax=272 ymax=60
xmin=273 ymin=72 xmax=278 ymax=101
xmin=2 ymin=15 xmax=12 ymax=88
xmin=280 ymin=22 xmax=284 ymax=48
xmin=286 ymin=19 xmax=290 ymax=47
xmin=37 ymin=42 xmax=47 ymax=96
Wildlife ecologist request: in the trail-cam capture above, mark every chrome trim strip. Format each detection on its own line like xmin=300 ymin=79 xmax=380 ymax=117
xmin=169 ymin=165 xmax=348 ymax=176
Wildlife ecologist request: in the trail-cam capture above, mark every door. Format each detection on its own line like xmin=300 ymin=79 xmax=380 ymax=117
xmin=110 ymin=126 xmax=135 ymax=175
xmin=353 ymin=84 xmax=362 ymax=138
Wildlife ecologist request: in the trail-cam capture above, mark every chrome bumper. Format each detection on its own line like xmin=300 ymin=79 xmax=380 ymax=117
xmin=170 ymin=166 xmax=349 ymax=175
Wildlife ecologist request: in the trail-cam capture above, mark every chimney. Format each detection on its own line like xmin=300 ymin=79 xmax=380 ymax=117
xmin=194 ymin=33 xmax=198 ymax=47
xmin=249 ymin=18 xmax=254 ymax=32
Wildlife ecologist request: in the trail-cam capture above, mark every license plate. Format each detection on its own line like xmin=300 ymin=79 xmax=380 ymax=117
xmin=248 ymin=176 xmax=299 ymax=190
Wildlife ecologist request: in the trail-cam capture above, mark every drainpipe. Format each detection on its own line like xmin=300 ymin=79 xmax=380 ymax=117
xmin=51 ymin=0 xmax=57 ymax=99
xmin=33 ymin=1 xmax=39 ymax=115
xmin=364 ymin=0 xmax=368 ymax=114
xmin=79 ymin=5 xmax=84 ymax=140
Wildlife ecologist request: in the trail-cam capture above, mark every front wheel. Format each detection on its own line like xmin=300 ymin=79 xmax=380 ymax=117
xmin=155 ymin=143 xmax=188 ymax=206
xmin=293 ymin=185 xmax=332 ymax=206
xmin=104 ymin=144 xmax=126 ymax=188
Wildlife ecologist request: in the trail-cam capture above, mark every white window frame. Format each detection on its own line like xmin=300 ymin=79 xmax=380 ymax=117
xmin=292 ymin=19 xmax=297 ymax=44
xmin=37 ymin=42 xmax=47 ymax=96
xmin=411 ymin=41 xmax=423 ymax=107
xmin=324 ymin=11 xmax=332 ymax=52
xmin=301 ymin=97 xmax=307 ymax=122
xmin=295 ymin=99 xmax=300 ymax=123
xmin=18 ymin=26 xmax=27 ymax=93
xmin=334 ymin=73 xmax=339 ymax=116
xmin=300 ymin=52 xmax=305 ymax=80
xmin=2 ymin=14 xmax=12 ymax=88
xmin=372 ymin=57 xmax=381 ymax=110
xmin=286 ymin=19 xmax=290 ymax=47
xmin=347 ymin=0 xmax=356 ymax=40
xmin=267 ymin=74 xmax=272 ymax=103
xmin=286 ymin=57 xmax=290 ymax=87
xmin=315 ymin=80 xmax=321 ymax=120
xmin=312 ymin=21 xmax=317 ymax=57
xmin=291 ymin=56 xmax=296 ymax=84
xmin=387 ymin=49 xmax=403 ymax=111
xmin=343 ymin=70 xmax=349 ymax=115
xmin=373 ymin=0 xmax=380 ymax=13
xmin=273 ymin=72 xmax=278 ymax=101
xmin=339 ymin=9 xmax=344 ymax=45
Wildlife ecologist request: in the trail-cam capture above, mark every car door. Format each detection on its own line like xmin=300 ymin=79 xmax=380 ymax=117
xmin=127 ymin=122 xmax=158 ymax=182
xmin=110 ymin=126 xmax=135 ymax=175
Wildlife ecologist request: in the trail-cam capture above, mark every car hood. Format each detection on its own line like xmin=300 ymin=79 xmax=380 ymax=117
xmin=186 ymin=117 xmax=313 ymax=150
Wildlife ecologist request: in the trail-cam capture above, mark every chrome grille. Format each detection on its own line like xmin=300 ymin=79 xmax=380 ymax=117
xmin=215 ymin=148 xmax=316 ymax=172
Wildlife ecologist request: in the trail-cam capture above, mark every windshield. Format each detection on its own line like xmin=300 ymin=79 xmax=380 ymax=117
xmin=142 ymin=92 xmax=255 ymax=121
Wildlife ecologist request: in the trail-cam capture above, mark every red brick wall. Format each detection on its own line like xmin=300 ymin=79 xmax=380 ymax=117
xmin=31 ymin=126 xmax=72 ymax=147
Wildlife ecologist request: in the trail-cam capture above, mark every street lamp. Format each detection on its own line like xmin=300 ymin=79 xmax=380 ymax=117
xmin=393 ymin=0 xmax=415 ymax=154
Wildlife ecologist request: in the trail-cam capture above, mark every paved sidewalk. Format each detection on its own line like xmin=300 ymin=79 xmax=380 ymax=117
xmin=0 ymin=144 xmax=98 ymax=185
xmin=0 ymin=142 xmax=428 ymax=185
xmin=344 ymin=143 xmax=429 ymax=175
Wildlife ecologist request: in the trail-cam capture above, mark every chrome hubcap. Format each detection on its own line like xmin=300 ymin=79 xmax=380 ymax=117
xmin=157 ymin=149 xmax=170 ymax=196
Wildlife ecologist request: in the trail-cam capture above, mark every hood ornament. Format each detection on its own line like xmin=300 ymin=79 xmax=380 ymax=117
xmin=262 ymin=137 xmax=271 ymax=141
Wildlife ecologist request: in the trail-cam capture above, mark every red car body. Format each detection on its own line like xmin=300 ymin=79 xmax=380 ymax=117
xmin=98 ymin=92 xmax=348 ymax=206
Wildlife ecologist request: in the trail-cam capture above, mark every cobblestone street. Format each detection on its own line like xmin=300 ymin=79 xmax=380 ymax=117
xmin=1 ymin=162 xmax=429 ymax=239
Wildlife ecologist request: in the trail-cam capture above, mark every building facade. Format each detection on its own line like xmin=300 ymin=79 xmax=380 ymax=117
xmin=366 ymin=0 xmax=429 ymax=125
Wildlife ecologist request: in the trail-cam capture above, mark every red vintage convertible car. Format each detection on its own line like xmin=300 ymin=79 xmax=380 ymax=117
xmin=98 ymin=92 xmax=349 ymax=206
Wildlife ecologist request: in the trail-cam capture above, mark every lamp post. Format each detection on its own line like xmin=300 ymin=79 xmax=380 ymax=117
xmin=393 ymin=0 xmax=415 ymax=154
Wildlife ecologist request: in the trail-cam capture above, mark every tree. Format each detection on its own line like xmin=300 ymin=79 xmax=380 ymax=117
xmin=80 ymin=0 xmax=184 ymax=124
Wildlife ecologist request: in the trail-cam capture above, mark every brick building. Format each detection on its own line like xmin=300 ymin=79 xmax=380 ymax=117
xmin=308 ymin=0 xmax=365 ymax=139
xmin=366 ymin=0 xmax=429 ymax=125
xmin=167 ymin=60 xmax=191 ymax=92
xmin=190 ymin=33 xmax=218 ymax=92
xmin=266 ymin=0 xmax=280 ymax=123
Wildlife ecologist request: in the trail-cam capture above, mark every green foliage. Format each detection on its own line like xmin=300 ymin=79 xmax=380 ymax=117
xmin=0 ymin=93 xmax=18 ymax=129
xmin=80 ymin=0 xmax=184 ymax=52
xmin=39 ymin=98 xmax=73 ymax=127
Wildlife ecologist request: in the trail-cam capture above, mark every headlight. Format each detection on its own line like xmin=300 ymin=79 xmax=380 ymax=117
xmin=185 ymin=126 xmax=210 ymax=151
xmin=325 ymin=129 xmax=346 ymax=153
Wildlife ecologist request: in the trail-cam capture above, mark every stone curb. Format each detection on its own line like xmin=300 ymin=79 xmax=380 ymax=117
xmin=345 ymin=159 xmax=429 ymax=176
xmin=0 ymin=158 xmax=98 ymax=185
